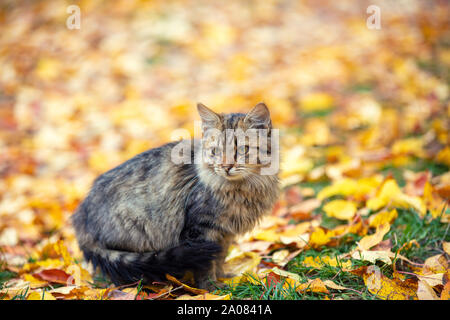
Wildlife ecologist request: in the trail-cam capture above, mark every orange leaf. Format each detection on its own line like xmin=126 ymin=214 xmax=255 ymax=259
xmin=165 ymin=274 xmax=207 ymax=295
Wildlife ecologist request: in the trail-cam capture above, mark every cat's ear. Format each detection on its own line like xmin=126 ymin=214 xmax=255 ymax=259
xmin=197 ymin=103 xmax=221 ymax=129
xmin=244 ymin=102 xmax=271 ymax=129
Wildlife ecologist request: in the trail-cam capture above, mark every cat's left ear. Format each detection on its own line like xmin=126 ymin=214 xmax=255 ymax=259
xmin=244 ymin=103 xmax=272 ymax=129
xmin=197 ymin=103 xmax=221 ymax=129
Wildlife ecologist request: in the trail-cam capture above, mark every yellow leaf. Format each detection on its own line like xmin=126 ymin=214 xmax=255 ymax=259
xmin=280 ymin=146 xmax=314 ymax=178
xmin=317 ymin=178 xmax=358 ymax=200
xmin=392 ymin=138 xmax=425 ymax=157
xmin=357 ymin=223 xmax=390 ymax=251
xmin=35 ymin=58 xmax=61 ymax=81
xmin=54 ymin=240 xmax=73 ymax=266
xmin=279 ymin=222 xmax=312 ymax=238
xmin=223 ymin=251 xmax=261 ymax=277
xmin=27 ymin=291 xmax=57 ymax=300
xmin=303 ymin=256 xmax=352 ymax=270
xmin=317 ymin=176 xmax=382 ymax=200
xmin=22 ymin=274 xmax=48 ymax=289
xmin=252 ymin=228 xmax=280 ymax=242
xmin=35 ymin=240 xmax=73 ymax=266
xmin=368 ymin=209 xmax=398 ymax=228
xmin=82 ymin=288 xmax=110 ymax=300
xmin=443 ymin=242 xmax=450 ymax=255
xmin=65 ymin=264 xmax=93 ymax=286
xmin=278 ymin=221 xmax=311 ymax=247
xmin=366 ymin=179 xmax=401 ymax=211
xmin=299 ymin=92 xmax=334 ymax=112
xmin=296 ymin=278 xmax=329 ymax=294
xmin=362 ymin=267 xmax=417 ymax=300
xmin=176 ymin=293 xmax=232 ymax=300
xmin=323 ymin=200 xmax=357 ymax=220
xmin=367 ymin=179 xmax=426 ymax=215
xmin=309 ymin=228 xmax=333 ymax=248
xmin=22 ymin=258 xmax=64 ymax=273
xmin=221 ymin=271 xmax=261 ymax=287
xmin=436 ymin=147 xmax=450 ymax=166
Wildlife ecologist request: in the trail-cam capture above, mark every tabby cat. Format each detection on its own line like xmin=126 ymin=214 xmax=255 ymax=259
xmin=72 ymin=102 xmax=280 ymax=289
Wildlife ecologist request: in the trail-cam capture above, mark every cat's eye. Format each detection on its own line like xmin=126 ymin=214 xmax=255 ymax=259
xmin=237 ymin=145 xmax=249 ymax=155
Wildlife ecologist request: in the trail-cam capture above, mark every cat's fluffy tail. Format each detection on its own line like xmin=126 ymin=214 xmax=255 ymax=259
xmin=81 ymin=240 xmax=222 ymax=285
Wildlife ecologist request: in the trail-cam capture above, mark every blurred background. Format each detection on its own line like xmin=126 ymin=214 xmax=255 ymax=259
xmin=0 ymin=0 xmax=449 ymax=259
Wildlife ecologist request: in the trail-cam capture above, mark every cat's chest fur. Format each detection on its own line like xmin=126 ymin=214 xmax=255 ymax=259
xmin=208 ymin=182 xmax=279 ymax=236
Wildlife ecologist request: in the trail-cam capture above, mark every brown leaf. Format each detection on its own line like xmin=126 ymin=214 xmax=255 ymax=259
xmin=33 ymin=269 xmax=72 ymax=285
xmin=165 ymin=274 xmax=207 ymax=295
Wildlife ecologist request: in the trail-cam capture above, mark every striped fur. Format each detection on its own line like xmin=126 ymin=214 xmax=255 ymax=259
xmin=72 ymin=103 xmax=280 ymax=289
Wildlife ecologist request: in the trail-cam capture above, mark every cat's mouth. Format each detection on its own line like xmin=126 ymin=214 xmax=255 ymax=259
xmin=214 ymin=166 xmax=246 ymax=180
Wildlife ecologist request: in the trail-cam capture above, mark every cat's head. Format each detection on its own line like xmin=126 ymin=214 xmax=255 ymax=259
xmin=197 ymin=102 xmax=277 ymax=181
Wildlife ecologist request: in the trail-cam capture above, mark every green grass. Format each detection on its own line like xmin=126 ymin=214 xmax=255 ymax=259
xmin=380 ymin=158 xmax=449 ymax=187
xmin=299 ymin=109 xmax=334 ymax=119
xmin=216 ymin=273 xmax=329 ymax=300
xmin=387 ymin=208 xmax=449 ymax=261
xmin=216 ymin=189 xmax=449 ymax=300
xmin=0 ymin=270 xmax=27 ymax=300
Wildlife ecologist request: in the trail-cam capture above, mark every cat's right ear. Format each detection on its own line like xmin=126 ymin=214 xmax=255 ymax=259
xmin=197 ymin=103 xmax=221 ymax=129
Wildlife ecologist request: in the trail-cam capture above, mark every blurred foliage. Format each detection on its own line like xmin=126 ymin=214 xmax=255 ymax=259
xmin=0 ymin=0 xmax=449 ymax=300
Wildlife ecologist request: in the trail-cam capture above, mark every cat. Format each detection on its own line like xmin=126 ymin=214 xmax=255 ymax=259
xmin=71 ymin=102 xmax=280 ymax=289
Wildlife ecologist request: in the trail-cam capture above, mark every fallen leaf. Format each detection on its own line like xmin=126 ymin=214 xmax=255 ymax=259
xmin=309 ymin=227 xmax=334 ymax=248
xmin=367 ymin=179 xmax=426 ymax=215
xmin=422 ymin=254 xmax=448 ymax=274
xmin=289 ymin=199 xmax=321 ymax=217
xmin=176 ymin=293 xmax=231 ymax=300
xmin=368 ymin=209 xmax=398 ymax=228
xmin=223 ymin=251 xmax=261 ymax=277
xmin=272 ymin=250 xmax=290 ymax=265
xmin=357 ymin=223 xmax=390 ymax=251
xmin=322 ymin=280 xmax=349 ymax=291
xmin=303 ymin=255 xmax=352 ymax=270
xmin=441 ymin=282 xmax=450 ymax=300
xmin=417 ymin=273 xmax=444 ymax=288
xmin=296 ymin=278 xmax=329 ymax=294
xmin=165 ymin=274 xmax=207 ymax=295
xmin=33 ymin=268 xmax=72 ymax=285
xmin=351 ymin=250 xmax=393 ymax=265
xmin=361 ymin=267 xmax=418 ymax=300
xmin=323 ymin=199 xmax=357 ymax=220
xmin=22 ymin=274 xmax=48 ymax=289
xmin=299 ymin=92 xmax=334 ymax=112
xmin=27 ymin=290 xmax=57 ymax=300
xmin=443 ymin=242 xmax=450 ymax=255
xmin=417 ymin=280 xmax=439 ymax=300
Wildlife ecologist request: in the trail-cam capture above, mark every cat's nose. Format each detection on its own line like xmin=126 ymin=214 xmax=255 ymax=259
xmin=222 ymin=165 xmax=233 ymax=173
